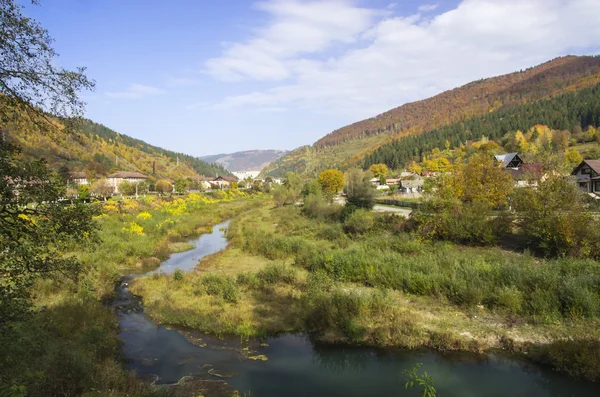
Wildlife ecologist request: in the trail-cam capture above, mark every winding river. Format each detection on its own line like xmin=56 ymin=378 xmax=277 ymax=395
xmin=111 ymin=220 xmax=597 ymax=396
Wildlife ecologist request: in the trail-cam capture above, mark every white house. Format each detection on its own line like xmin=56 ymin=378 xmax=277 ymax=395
xmin=107 ymin=171 xmax=149 ymax=193
xmin=69 ymin=172 xmax=89 ymax=185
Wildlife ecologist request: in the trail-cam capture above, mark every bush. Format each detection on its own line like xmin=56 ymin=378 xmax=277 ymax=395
xmin=512 ymin=177 xmax=600 ymax=258
xmin=256 ymin=263 xmax=297 ymax=285
xmin=302 ymin=192 xmax=342 ymax=221
xmin=200 ymin=274 xmax=238 ymax=303
xmin=413 ymin=199 xmax=503 ymax=245
xmin=343 ymin=209 xmax=374 ymax=234
xmin=173 ymin=268 xmax=184 ymax=281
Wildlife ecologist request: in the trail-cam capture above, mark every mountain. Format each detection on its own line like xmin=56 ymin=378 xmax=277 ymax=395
xmin=262 ymin=55 xmax=600 ymax=177
xmin=5 ymin=118 xmax=232 ymax=180
xmin=200 ymin=149 xmax=287 ymax=174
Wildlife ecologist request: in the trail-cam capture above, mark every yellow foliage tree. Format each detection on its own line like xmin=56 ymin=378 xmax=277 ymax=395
xmin=407 ymin=161 xmax=422 ymax=175
xmin=369 ymin=163 xmax=388 ymax=178
xmin=318 ymin=169 xmax=345 ymax=198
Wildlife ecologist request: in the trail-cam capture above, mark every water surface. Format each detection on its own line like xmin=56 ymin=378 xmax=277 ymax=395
xmin=114 ymin=220 xmax=597 ymax=396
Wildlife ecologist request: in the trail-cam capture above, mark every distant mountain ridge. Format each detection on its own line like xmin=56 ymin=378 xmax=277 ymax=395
xmin=261 ymin=55 xmax=600 ymax=177
xmin=200 ymin=149 xmax=287 ymax=173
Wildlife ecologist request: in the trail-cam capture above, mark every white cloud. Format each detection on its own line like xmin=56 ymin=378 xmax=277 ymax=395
xmin=418 ymin=4 xmax=438 ymax=12
xmin=199 ymin=0 xmax=600 ymax=119
xmin=106 ymin=84 xmax=165 ymax=99
xmin=205 ymin=0 xmax=382 ymax=81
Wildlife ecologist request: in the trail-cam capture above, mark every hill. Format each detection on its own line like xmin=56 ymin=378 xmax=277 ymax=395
xmin=200 ymin=149 xmax=287 ymax=173
xmin=5 ymin=118 xmax=232 ymax=181
xmin=262 ymin=55 xmax=600 ymax=177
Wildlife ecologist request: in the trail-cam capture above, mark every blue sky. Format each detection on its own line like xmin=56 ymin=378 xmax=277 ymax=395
xmin=24 ymin=0 xmax=600 ymax=157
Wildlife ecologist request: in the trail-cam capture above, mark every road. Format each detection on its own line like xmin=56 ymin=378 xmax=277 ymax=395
xmin=372 ymin=205 xmax=412 ymax=216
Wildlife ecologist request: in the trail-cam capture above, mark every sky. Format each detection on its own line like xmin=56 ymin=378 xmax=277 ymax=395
xmin=24 ymin=0 xmax=600 ymax=157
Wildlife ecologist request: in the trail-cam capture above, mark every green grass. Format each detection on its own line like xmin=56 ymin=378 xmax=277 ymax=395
xmin=1 ymin=193 xmax=267 ymax=396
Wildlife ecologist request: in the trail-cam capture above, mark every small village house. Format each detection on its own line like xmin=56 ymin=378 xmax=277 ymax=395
xmin=107 ymin=171 xmax=149 ymax=193
xmin=210 ymin=175 xmax=238 ymax=189
xmin=495 ymin=152 xmax=524 ymax=169
xmin=69 ymin=172 xmax=89 ymax=185
xmin=571 ymin=159 xmax=600 ymax=197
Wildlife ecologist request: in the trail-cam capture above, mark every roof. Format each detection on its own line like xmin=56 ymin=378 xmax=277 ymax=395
xmin=214 ymin=175 xmax=238 ymax=182
xmin=495 ymin=153 xmax=519 ymax=168
xmin=571 ymin=159 xmax=600 ymax=176
xmin=386 ymin=178 xmax=401 ymax=183
xmin=107 ymin=171 xmax=149 ymax=179
xmin=506 ymin=163 xmax=544 ymax=180
xmin=70 ymin=172 xmax=87 ymax=179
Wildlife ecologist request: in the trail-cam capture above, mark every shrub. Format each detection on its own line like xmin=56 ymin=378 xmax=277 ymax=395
xmin=173 ymin=269 xmax=184 ymax=281
xmin=257 ymin=263 xmax=297 ymax=285
xmin=343 ymin=209 xmax=374 ymax=234
xmin=200 ymin=274 xmax=238 ymax=303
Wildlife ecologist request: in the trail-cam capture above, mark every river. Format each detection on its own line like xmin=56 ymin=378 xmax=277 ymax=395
xmin=112 ymin=220 xmax=597 ymax=397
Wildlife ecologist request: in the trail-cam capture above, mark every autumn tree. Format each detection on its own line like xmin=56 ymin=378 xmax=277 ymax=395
xmin=0 ymin=0 xmax=95 ymax=128
xmin=408 ymin=161 xmax=422 ymax=175
xmin=91 ymin=179 xmax=114 ymax=200
xmin=318 ymin=169 xmax=344 ymax=199
xmin=156 ymin=179 xmax=172 ymax=195
xmin=565 ymin=148 xmax=583 ymax=168
xmin=369 ymin=163 xmax=388 ymax=178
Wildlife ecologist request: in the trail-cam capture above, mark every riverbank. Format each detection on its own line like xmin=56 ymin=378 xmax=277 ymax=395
xmin=1 ymin=192 xmax=265 ymax=397
xmin=131 ymin=203 xmax=600 ymax=382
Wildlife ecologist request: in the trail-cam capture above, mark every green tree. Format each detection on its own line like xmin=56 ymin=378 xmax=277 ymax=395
xmin=512 ymin=176 xmax=600 ymax=258
xmin=565 ymin=148 xmax=583 ymax=168
xmin=155 ymin=179 xmax=172 ymax=195
xmin=77 ymin=184 xmax=91 ymax=201
xmin=344 ymin=169 xmax=375 ymax=210
xmin=318 ymin=169 xmax=345 ymax=199
xmin=0 ymin=140 xmax=97 ymax=324
xmin=137 ymin=180 xmax=149 ymax=195
xmin=118 ymin=180 xmax=136 ymax=196
xmin=0 ymin=0 xmax=94 ymax=127
xmin=174 ymin=178 xmax=189 ymax=194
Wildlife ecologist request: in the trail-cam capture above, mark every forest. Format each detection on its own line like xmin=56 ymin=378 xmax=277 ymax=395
xmin=363 ymin=83 xmax=600 ymax=169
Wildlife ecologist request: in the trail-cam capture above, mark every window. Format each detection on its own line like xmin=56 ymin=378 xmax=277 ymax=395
xmin=581 ymin=166 xmax=592 ymax=175
xmin=595 ymin=181 xmax=600 ymax=192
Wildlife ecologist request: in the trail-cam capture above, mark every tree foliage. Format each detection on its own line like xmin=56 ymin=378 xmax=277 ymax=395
xmin=90 ymin=179 xmax=113 ymax=199
xmin=368 ymin=163 xmax=388 ymax=178
xmin=318 ymin=169 xmax=344 ymax=199
xmin=118 ymin=180 xmax=136 ymax=196
xmin=512 ymin=176 xmax=600 ymax=258
xmin=155 ymin=179 xmax=172 ymax=195
xmin=344 ymin=169 xmax=375 ymax=210
xmin=364 ymin=83 xmax=600 ymax=169
xmin=0 ymin=140 xmax=97 ymax=324
xmin=0 ymin=0 xmax=95 ymax=128
xmin=174 ymin=178 xmax=189 ymax=194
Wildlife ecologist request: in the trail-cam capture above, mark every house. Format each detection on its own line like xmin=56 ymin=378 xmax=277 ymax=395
xmin=495 ymin=153 xmax=524 ymax=169
xmin=69 ymin=172 xmax=89 ymax=185
xmin=385 ymin=178 xmax=401 ymax=185
xmin=506 ymin=163 xmax=545 ymax=187
xmin=571 ymin=159 xmax=600 ymax=196
xmin=107 ymin=171 xmax=149 ymax=193
xmin=210 ymin=175 xmax=238 ymax=189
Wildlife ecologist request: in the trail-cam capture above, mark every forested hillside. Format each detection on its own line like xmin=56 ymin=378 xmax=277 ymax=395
xmin=364 ymin=84 xmax=600 ymax=169
xmin=264 ymin=55 xmax=600 ymax=176
xmin=5 ymin=118 xmax=232 ymax=180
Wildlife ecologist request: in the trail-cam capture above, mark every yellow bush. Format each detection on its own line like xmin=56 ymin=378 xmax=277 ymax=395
xmin=137 ymin=211 xmax=152 ymax=220
xmin=122 ymin=222 xmax=144 ymax=235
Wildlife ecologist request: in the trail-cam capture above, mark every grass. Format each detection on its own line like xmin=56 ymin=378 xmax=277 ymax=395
xmin=2 ymin=192 xmax=267 ymax=396
xmin=131 ymin=203 xmax=600 ymax=380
